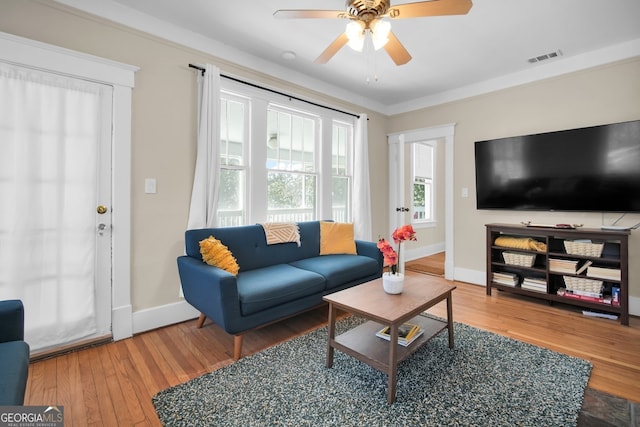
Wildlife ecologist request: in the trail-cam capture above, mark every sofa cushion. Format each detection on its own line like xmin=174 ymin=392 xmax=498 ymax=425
xmin=319 ymin=222 xmax=357 ymax=255
xmin=0 ymin=340 xmax=30 ymax=405
xmin=290 ymin=255 xmax=380 ymax=290
xmin=236 ymin=264 xmax=326 ymax=316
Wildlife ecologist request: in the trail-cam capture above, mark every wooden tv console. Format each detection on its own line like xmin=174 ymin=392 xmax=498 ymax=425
xmin=486 ymin=223 xmax=629 ymax=325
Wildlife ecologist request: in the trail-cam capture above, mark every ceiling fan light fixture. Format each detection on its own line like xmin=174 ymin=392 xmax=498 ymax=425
xmin=345 ymin=20 xmax=365 ymax=52
xmin=370 ymin=19 xmax=391 ymax=50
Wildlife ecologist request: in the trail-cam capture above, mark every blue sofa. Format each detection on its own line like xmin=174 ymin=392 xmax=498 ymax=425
xmin=177 ymin=221 xmax=383 ymax=359
xmin=0 ymin=300 xmax=30 ymax=405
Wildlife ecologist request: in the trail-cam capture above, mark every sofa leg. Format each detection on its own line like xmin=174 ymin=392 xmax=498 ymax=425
xmin=233 ymin=335 xmax=243 ymax=361
xmin=196 ymin=313 xmax=206 ymax=328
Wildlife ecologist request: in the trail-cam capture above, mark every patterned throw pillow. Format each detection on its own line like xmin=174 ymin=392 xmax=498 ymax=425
xmin=199 ymin=236 xmax=240 ymax=275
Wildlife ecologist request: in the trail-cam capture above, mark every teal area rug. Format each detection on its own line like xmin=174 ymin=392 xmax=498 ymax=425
xmin=152 ymin=316 xmax=592 ymax=426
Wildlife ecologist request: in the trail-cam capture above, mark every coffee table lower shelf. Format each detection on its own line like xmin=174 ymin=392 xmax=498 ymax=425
xmin=330 ymin=315 xmax=449 ymax=397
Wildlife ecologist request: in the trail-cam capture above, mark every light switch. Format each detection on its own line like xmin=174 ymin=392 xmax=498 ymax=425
xmin=461 ymin=187 xmax=469 ymax=198
xmin=145 ymin=178 xmax=157 ymax=194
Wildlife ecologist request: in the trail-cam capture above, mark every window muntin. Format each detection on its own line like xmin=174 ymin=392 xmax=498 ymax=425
xmin=218 ymin=94 xmax=249 ymax=226
xmin=331 ymin=122 xmax=352 ymax=222
xmin=266 ymin=108 xmax=316 ymax=172
xmin=266 ymin=107 xmax=318 ymax=222
xmin=220 ymin=97 xmax=246 ymax=166
xmin=412 ymin=142 xmax=435 ymax=223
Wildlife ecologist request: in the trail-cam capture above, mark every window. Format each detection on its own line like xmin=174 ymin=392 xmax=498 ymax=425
xmin=218 ymin=82 xmax=354 ymax=226
xmin=266 ymin=107 xmax=318 ymax=222
xmin=331 ymin=122 xmax=352 ymax=223
xmin=412 ymin=142 xmax=435 ymax=223
xmin=218 ymin=94 xmax=249 ymax=226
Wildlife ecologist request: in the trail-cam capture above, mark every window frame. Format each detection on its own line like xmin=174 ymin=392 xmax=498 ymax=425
xmin=218 ymin=78 xmax=356 ymax=225
xmin=218 ymin=91 xmax=251 ymax=227
xmin=411 ymin=141 xmax=436 ymax=225
xmin=331 ymin=120 xmax=354 ymax=223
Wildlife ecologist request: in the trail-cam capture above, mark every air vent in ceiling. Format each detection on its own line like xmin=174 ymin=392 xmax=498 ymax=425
xmin=527 ymin=50 xmax=563 ymax=64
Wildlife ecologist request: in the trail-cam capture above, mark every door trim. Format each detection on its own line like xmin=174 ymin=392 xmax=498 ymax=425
xmin=388 ymin=123 xmax=455 ymax=280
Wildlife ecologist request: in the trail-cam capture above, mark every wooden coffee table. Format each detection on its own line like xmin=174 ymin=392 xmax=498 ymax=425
xmin=323 ymin=275 xmax=456 ymax=404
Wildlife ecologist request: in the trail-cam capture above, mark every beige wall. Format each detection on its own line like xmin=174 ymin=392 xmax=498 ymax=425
xmin=1 ymin=0 xmax=639 ymax=317
xmin=0 ymin=0 xmax=389 ymax=313
xmin=388 ymin=58 xmax=640 ymax=300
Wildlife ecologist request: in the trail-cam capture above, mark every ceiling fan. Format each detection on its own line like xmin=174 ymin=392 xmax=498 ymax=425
xmin=274 ymin=0 xmax=473 ymax=66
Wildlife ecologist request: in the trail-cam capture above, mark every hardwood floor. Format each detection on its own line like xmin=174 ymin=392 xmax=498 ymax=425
xmin=24 ymin=276 xmax=640 ymax=426
xmin=405 ymin=252 xmax=446 ymax=276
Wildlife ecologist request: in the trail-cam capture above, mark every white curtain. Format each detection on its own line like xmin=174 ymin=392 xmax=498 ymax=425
xmin=187 ymin=64 xmax=221 ymax=229
xmin=0 ymin=63 xmax=102 ymax=351
xmin=352 ymin=113 xmax=372 ymax=240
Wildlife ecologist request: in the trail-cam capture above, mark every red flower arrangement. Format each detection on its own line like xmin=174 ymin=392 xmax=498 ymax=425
xmin=377 ymin=224 xmax=417 ymax=275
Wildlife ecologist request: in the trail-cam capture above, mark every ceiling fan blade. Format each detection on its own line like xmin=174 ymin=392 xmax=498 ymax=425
xmin=274 ymin=10 xmax=347 ymax=19
xmin=384 ymin=31 xmax=412 ymax=65
xmin=314 ymin=32 xmax=349 ymax=64
xmin=388 ymin=0 xmax=472 ymax=19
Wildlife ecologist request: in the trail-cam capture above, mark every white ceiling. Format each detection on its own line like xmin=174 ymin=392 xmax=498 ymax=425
xmin=55 ymin=0 xmax=640 ymax=115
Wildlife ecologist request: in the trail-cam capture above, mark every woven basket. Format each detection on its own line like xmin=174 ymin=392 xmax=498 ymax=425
xmin=502 ymin=251 xmax=536 ymax=267
xmin=563 ymin=276 xmax=604 ymax=292
xmin=564 ymin=241 xmax=604 ymax=257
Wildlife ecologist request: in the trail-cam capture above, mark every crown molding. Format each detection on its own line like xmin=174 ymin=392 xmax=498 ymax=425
xmin=384 ymin=38 xmax=640 ymax=116
xmin=51 ymin=1 xmax=640 ymax=117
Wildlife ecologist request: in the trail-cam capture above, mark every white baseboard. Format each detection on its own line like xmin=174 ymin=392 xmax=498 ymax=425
xmin=453 ymin=267 xmax=485 ymax=287
xmin=112 ymin=304 xmax=132 ymax=341
xmin=131 ymin=300 xmax=199 ymax=335
xmin=629 ymin=295 xmax=640 ymax=317
xmin=405 ymin=242 xmax=445 ymax=262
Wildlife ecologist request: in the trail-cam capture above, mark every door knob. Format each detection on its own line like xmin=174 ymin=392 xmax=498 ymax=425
xmin=97 ymin=205 xmax=108 ymax=214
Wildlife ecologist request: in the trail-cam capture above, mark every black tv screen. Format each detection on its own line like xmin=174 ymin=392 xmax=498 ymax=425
xmin=474 ymin=120 xmax=640 ymax=212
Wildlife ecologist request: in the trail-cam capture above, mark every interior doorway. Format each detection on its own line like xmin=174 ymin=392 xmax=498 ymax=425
xmin=388 ymin=124 xmax=455 ymax=280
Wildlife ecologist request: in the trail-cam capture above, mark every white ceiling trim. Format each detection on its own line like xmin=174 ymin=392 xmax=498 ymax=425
xmin=385 ymin=38 xmax=640 ymax=116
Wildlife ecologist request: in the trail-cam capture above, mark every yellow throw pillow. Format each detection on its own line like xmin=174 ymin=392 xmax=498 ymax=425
xmin=319 ymin=222 xmax=357 ymax=255
xmin=199 ymin=236 xmax=240 ymax=276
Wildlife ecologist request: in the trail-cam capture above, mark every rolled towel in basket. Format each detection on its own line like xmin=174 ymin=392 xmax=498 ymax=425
xmin=494 ymin=236 xmax=547 ymax=252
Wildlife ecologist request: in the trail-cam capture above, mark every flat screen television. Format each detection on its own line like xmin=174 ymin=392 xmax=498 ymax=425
xmin=474 ymin=120 xmax=640 ymax=212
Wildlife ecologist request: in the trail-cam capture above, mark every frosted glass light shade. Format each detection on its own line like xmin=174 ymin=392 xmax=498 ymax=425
xmin=371 ymin=19 xmax=391 ymax=50
xmin=345 ymin=21 xmax=365 ymax=52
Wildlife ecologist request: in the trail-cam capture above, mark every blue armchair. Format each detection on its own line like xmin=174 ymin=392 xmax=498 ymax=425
xmin=0 ymin=300 xmax=30 ymax=405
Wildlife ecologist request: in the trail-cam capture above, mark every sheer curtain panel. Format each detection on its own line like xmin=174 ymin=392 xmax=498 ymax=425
xmin=0 ymin=63 xmax=107 ymax=352
xmin=352 ymin=113 xmax=372 ymax=240
xmin=187 ymin=64 xmax=222 ymax=229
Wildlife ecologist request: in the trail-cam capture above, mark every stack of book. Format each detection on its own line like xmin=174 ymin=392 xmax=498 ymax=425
xmin=376 ymin=322 xmax=424 ymax=347
xmin=492 ymin=272 xmax=519 ymax=287
xmin=549 ymin=258 xmax=578 ymax=274
xmin=586 ymin=266 xmax=621 ymax=281
xmin=521 ymin=277 xmax=547 ymax=293
xmin=559 ymin=289 xmax=612 ymax=305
